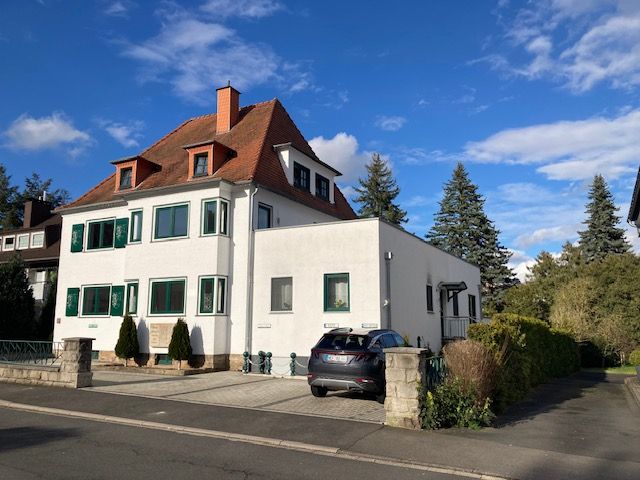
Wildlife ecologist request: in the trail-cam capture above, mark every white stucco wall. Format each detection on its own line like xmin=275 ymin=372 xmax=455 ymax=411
xmin=275 ymin=146 xmax=336 ymax=203
xmin=251 ymin=219 xmax=382 ymax=360
xmin=54 ymin=181 xmax=346 ymax=358
xmin=378 ymin=221 xmax=482 ymax=352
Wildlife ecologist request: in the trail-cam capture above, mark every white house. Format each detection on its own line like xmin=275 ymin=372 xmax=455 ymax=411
xmin=53 ymin=85 xmax=481 ymax=371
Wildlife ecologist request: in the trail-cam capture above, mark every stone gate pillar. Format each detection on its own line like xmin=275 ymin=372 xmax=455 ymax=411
xmin=383 ymin=347 xmax=428 ymax=429
xmin=61 ymin=337 xmax=94 ymax=388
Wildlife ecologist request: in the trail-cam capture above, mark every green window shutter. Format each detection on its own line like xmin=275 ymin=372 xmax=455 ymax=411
xmin=110 ymin=286 xmax=125 ymax=316
xmin=114 ymin=218 xmax=129 ymax=248
xmin=70 ymin=224 xmax=84 ymax=252
xmin=66 ymin=288 xmax=80 ymax=316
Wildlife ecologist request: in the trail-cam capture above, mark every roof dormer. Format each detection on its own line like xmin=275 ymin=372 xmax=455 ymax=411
xmin=184 ymin=140 xmax=236 ymax=181
xmin=111 ymin=156 xmax=159 ymax=192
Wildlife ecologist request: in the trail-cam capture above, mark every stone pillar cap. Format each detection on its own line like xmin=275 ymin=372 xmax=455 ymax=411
xmin=383 ymin=347 xmax=430 ymax=354
xmin=62 ymin=337 xmax=96 ymax=341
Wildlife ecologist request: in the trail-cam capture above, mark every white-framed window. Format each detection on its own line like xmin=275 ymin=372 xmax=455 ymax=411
xmin=129 ymin=210 xmax=143 ymax=243
xmin=198 ymin=276 xmax=227 ymax=315
xmin=16 ymin=234 xmax=30 ymax=250
xmin=3 ymin=235 xmax=15 ymax=252
xmin=148 ymin=278 xmax=187 ymax=315
xmin=126 ymin=281 xmax=139 ymax=315
xmin=87 ymin=218 xmax=116 ymax=250
xmin=30 ymin=232 xmax=45 ymax=248
xmin=81 ymin=284 xmax=112 ymax=317
xmin=271 ymin=277 xmax=293 ymax=312
xmin=153 ymin=203 xmax=189 ymax=240
xmin=324 ymin=273 xmax=350 ymax=312
xmin=201 ymin=198 xmax=229 ymax=236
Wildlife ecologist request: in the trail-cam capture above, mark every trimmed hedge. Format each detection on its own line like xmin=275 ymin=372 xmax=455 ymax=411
xmin=630 ymin=348 xmax=640 ymax=366
xmin=468 ymin=313 xmax=579 ymax=411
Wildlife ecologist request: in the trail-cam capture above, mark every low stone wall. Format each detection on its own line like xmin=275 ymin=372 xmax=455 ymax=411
xmin=97 ymin=350 xmax=230 ymax=371
xmin=0 ymin=338 xmax=94 ymax=388
xmin=383 ymin=347 xmax=428 ymax=430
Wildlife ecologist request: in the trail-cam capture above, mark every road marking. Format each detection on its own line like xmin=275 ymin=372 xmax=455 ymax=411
xmin=0 ymin=399 xmax=513 ymax=480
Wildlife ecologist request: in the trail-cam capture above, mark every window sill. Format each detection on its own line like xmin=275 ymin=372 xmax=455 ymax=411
xmin=323 ymin=310 xmax=350 ymax=313
xmin=151 ymin=235 xmax=189 ymax=243
xmin=270 ymin=310 xmax=294 ymax=314
xmin=196 ymin=313 xmax=227 ymax=317
xmin=148 ymin=312 xmax=186 ymax=317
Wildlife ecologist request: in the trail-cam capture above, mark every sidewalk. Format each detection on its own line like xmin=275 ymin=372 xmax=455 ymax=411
xmin=0 ymin=371 xmax=638 ymax=480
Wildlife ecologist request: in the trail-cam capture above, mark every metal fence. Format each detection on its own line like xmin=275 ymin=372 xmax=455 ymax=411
xmin=424 ymin=355 xmax=447 ymax=391
xmin=0 ymin=340 xmax=64 ymax=367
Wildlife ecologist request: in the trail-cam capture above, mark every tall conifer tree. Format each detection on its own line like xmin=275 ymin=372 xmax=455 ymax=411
xmin=354 ymin=153 xmax=407 ymax=225
xmin=578 ymin=174 xmax=629 ymax=262
xmin=427 ymin=163 xmax=514 ymax=312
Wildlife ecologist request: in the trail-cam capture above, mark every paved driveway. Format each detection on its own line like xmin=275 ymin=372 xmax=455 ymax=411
xmin=89 ymin=371 xmax=385 ymax=423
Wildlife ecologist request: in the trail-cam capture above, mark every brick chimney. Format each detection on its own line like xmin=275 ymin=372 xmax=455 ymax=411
xmin=23 ymin=199 xmax=52 ymax=228
xmin=216 ymin=83 xmax=240 ymax=134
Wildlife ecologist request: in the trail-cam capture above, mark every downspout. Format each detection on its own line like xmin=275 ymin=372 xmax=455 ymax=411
xmin=384 ymin=251 xmax=393 ymax=329
xmin=244 ymin=184 xmax=259 ymax=354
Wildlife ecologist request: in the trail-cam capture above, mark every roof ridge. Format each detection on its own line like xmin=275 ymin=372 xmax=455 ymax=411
xmin=248 ymin=99 xmax=279 ymax=181
xmin=139 ymin=117 xmax=196 ymax=156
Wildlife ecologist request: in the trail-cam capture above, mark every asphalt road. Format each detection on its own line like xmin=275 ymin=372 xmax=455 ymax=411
xmin=0 ymin=408 xmax=460 ymax=480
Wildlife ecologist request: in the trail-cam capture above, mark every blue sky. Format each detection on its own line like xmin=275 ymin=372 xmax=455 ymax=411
xmin=1 ymin=0 xmax=640 ymax=279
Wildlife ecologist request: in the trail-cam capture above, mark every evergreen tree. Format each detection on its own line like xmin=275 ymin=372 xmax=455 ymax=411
xmin=578 ymin=174 xmax=630 ymax=262
xmin=427 ymin=163 xmax=514 ymax=313
xmin=168 ymin=318 xmax=192 ymax=369
xmin=353 ymin=153 xmax=407 ymax=225
xmin=21 ymin=173 xmax=70 ymax=209
xmin=115 ymin=314 xmax=139 ymax=366
xmin=0 ymin=254 xmax=35 ymax=339
xmin=0 ymin=164 xmax=20 ymax=230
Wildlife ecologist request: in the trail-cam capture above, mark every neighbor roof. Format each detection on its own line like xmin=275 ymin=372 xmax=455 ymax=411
xmin=64 ymin=99 xmax=356 ymax=220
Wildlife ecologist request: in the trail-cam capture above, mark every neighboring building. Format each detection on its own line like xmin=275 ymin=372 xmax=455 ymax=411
xmin=628 ymin=166 xmax=640 ymax=235
xmin=53 ymin=85 xmax=480 ymax=370
xmin=0 ymin=199 xmax=61 ymax=312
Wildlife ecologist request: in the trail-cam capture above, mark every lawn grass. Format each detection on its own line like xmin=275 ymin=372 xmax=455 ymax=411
xmin=583 ymin=365 xmax=638 ymax=375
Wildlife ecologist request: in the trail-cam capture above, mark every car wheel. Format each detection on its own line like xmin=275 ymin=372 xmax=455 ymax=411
xmin=311 ymin=386 xmax=328 ymax=397
xmin=375 ymin=392 xmax=386 ymax=404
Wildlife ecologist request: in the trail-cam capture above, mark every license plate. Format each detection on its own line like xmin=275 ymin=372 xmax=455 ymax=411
xmin=324 ymin=354 xmax=348 ymax=363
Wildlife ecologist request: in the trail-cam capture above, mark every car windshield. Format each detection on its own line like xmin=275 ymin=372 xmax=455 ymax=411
xmin=317 ymin=334 xmax=369 ymax=351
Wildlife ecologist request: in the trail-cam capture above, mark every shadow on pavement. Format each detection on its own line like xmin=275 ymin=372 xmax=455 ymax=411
xmin=0 ymin=426 xmax=79 ymax=453
xmin=494 ymin=370 xmax=609 ymax=428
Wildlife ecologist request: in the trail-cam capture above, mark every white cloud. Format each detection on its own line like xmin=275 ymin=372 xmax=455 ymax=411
xmin=119 ymin=5 xmax=303 ymax=103
xmin=309 ymin=132 xmax=370 ymax=184
xmin=404 ymin=195 xmax=433 ymax=207
xmin=483 ymin=0 xmax=640 ymax=93
xmin=200 ymin=0 xmax=283 ymax=18
xmin=514 ymin=224 xmax=581 ymax=249
xmin=508 ymin=249 xmax=536 ymax=283
xmin=104 ymin=1 xmax=133 ymax=17
xmin=374 ymin=115 xmax=407 ymax=132
xmin=465 ymin=108 xmax=640 ymax=181
xmin=97 ymin=119 xmax=144 ymax=148
xmin=3 ymin=112 xmax=91 ymax=152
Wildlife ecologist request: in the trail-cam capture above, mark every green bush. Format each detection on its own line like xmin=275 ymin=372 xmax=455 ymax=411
xmin=629 ymin=349 xmax=640 ymax=366
xmin=421 ymin=377 xmax=494 ymax=430
xmin=168 ymin=318 xmax=192 ymax=369
xmin=468 ymin=313 xmax=579 ymax=411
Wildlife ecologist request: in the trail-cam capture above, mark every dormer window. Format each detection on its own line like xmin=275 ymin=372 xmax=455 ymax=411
xmin=294 ymin=162 xmax=310 ymax=192
xmin=316 ymin=174 xmax=329 ymax=201
xmin=194 ymin=153 xmax=208 ymax=177
xmin=119 ymin=167 xmax=133 ymax=190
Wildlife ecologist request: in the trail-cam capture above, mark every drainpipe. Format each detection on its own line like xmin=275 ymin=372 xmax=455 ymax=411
xmin=384 ymin=251 xmax=393 ymax=329
xmin=244 ymin=185 xmax=259 ymax=354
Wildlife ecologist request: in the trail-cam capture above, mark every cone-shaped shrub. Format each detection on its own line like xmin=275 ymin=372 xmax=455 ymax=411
xmin=168 ymin=318 xmax=191 ymax=369
xmin=115 ymin=314 xmax=139 ymax=366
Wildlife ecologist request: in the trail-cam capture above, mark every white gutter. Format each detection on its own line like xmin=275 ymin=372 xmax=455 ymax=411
xmin=244 ymin=184 xmax=259 ymax=354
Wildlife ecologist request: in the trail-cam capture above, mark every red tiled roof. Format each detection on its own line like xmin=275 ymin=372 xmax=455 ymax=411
xmin=65 ymin=99 xmax=356 ymax=220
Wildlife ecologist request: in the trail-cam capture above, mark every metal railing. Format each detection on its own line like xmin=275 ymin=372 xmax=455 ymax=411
xmin=442 ymin=316 xmax=476 ymax=339
xmin=424 ymin=356 xmax=446 ymax=391
xmin=0 ymin=340 xmax=64 ymax=367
